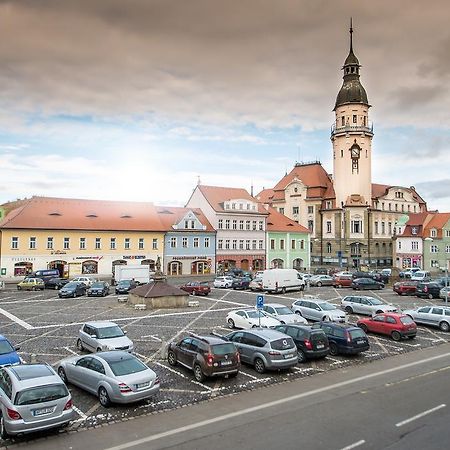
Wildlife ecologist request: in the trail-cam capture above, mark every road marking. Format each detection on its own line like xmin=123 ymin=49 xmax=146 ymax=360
xmin=63 ymin=346 xmax=79 ymax=356
xmin=385 ymin=365 xmax=450 ymax=387
xmin=140 ymin=334 xmax=162 ymax=342
xmin=72 ymin=405 xmax=88 ymax=421
xmin=103 ymin=350 xmax=450 ymax=450
xmin=395 ymin=404 xmax=446 ymax=427
xmin=239 ymin=370 xmax=258 ymax=380
xmin=153 ymin=361 xmax=188 ymax=378
xmin=340 ymin=439 xmax=365 ymax=450
xmin=0 ymin=307 xmax=33 ymax=329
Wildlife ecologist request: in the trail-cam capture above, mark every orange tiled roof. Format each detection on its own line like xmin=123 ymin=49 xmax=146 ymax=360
xmin=0 ymin=196 xmax=165 ymax=231
xmin=256 ymin=189 xmax=275 ymax=203
xmin=155 ymin=206 xmax=215 ymax=232
xmin=273 ymin=163 xmax=332 ymax=192
xmin=266 ymin=207 xmax=310 ymax=233
xmin=372 ymin=184 xmax=427 ymax=206
xmin=400 ymin=212 xmax=431 ymax=237
xmin=423 ymin=212 xmax=450 ymax=239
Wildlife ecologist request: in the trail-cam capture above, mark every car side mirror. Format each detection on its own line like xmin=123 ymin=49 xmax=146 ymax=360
xmin=15 ymin=346 xmax=20 ymax=351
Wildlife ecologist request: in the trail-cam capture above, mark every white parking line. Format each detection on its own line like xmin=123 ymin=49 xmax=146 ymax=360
xmin=239 ymin=370 xmax=258 ymax=380
xmin=63 ymin=346 xmax=79 ymax=356
xmin=396 ymin=404 xmax=446 ymax=427
xmin=72 ymin=405 xmax=88 ymax=421
xmin=140 ymin=334 xmax=162 ymax=342
xmin=340 ymin=439 xmax=365 ymax=450
xmin=0 ymin=307 xmax=33 ymax=329
xmin=154 ymin=361 xmax=187 ymax=378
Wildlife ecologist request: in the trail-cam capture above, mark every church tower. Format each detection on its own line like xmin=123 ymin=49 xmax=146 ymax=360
xmin=331 ymin=21 xmax=373 ymax=208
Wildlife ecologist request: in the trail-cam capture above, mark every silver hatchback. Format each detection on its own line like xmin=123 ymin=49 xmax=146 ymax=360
xmin=404 ymin=306 xmax=450 ymax=332
xmin=0 ymin=364 xmax=75 ymax=439
xmin=292 ymin=299 xmax=346 ymax=323
xmin=224 ymin=329 xmax=298 ymax=373
xmin=341 ymin=295 xmax=397 ymax=316
xmin=77 ymin=321 xmax=134 ymax=353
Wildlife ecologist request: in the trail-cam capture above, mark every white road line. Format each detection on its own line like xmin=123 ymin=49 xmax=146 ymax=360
xmin=203 ymin=296 xmax=249 ymax=307
xmin=140 ymin=334 xmax=162 ymax=342
xmin=395 ymin=404 xmax=446 ymax=427
xmin=103 ymin=351 xmax=450 ymax=450
xmin=63 ymin=346 xmax=79 ymax=356
xmin=0 ymin=307 xmax=34 ymax=329
xmin=153 ymin=361 xmax=187 ymax=378
xmin=340 ymin=439 xmax=366 ymax=450
xmin=72 ymin=405 xmax=88 ymax=420
xmin=239 ymin=370 xmax=258 ymax=380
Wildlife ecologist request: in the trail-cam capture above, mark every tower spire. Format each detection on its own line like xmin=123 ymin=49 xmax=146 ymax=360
xmin=349 ymin=17 xmax=353 ymax=52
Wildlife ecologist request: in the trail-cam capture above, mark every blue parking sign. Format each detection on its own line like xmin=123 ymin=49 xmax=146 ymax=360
xmin=256 ymin=295 xmax=264 ymax=309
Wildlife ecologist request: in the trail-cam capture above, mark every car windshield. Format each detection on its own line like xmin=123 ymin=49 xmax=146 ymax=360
xmin=368 ymin=298 xmax=383 ymax=305
xmin=246 ymin=310 xmax=264 ymax=319
xmin=0 ymin=340 xmax=14 ymax=355
xmin=118 ymin=280 xmax=131 ymax=286
xmin=274 ymin=307 xmax=293 ymax=315
xmin=64 ymin=282 xmax=78 ymax=289
xmin=107 ymin=357 xmax=147 ymax=376
xmin=400 ymin=316 xmax=415 ymax=325
xmin=97 ymin=326 xmax=125 ymax=339
xmin=211 ymin=343 xmax=236 ymax=355
xmin=91 ymin=282 xmax=104 ymax=288
xmin=320 ymin=303 xmax=336 ymax=311
xmin=15 ymin=384 xmax=69 ymax=406
xmin=199 ymin=282 xmax=209 ymax=286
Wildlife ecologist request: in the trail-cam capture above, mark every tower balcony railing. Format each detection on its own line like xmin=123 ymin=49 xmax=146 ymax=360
xmin=331 ymin=122 xmax=374 ymax=137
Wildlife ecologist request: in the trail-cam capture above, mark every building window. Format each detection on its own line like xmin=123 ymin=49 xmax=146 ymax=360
xmin=291 ymin=239 xmax=296 ymax=250
xmin=47 ymin=237 xmax=53 ymax=250
xmin=381 ymin=222 xmax=385 ymax=234
xmin=325 ymin=201 xmax=332 ymax=209
xmin=225 ymin=239 xmax=230 ymax=250
xmin=182 ymin=237 xmax=188 ymax=248
xmin=326 ymin=242 xmax=332 ymax=254
xmin=64 ymin=237 xmax=70 ymax=250
xmin=245 ymin=240 xmax=250 ymax=250
xmin=341 ymin=116 xmax=345 ymax=126
xmin=11 ymin=236 xmax=19 ymax=249
xmin=124 ymin=238 xmax=130 ymax=250
xmin=280 ymin=239 xmax=285 ymax=250
xmin=138 ymin=238 xmax=144 ymax=250
xmin=184 ymin=220 xmax=189 ymax=229
xmin=239 ymin=220 xmax=244 ymax=230
xmin=446 ymin=245 xmax=450 ymax=253
xmin=279 ymin=208 xmax=284 ymax=214
xmin=431 ymin=260 xmax=439 ymax=268
xmin=218 ymin=219 xmax=223 ymax=229
xmin=398 ymin=241 xmax=402 ymax=250
xmin=225 ymin=219 xmax=230 ymax=230
xmin=430 ymin=245 xmax=439 ymax=253
xmin=308 ymin=220 xmax=314 ymax=232
xmin=412 ymin=241 xmax=419 ymax=251
xmin=193 ymin=237 xmax=199 ymax=248
xmin=191 ymin=220 xmax=195 ymax=229
xmin=300 ymin=240 xmax=305 ymax=250
xmin=232 ymin=203 xmax=236 ymax=209
xmin=351 ymin=220 xmax=362 ymax=234
xmin=152 ymin=238 xmax=158 ymax=250
xmin=414 ymin=205 xmax=417 ymax=213
xmin=110 ymin=238 xmax=116 ymax=250
xmin=204 ymin=237 xmax=210 ymax=248
xmin=259 ymin=220 xmax=264 ymax=231
xmin=252 ymin=240 xmax=257 ymax=250
xmin=79 ymin=238 xmax=86 ymax=250
xmin=95 ymin=238 xmax=101 ymax=250
xmin=293 ymin=207 xmax=299 ymax=215
xmin=388 ymin=203 xmax=392 ymax=211
xmin=170 ymin=237 xmax=177 ymax=248
xmin=246 ymin=220 xmax=251 ymax=230
xmin=326 ymin=221 xmax=332 ymax=234
xmin=218 ymin=239 xmax=223 ymax=250
xmin=388 ymin=222 xmax=392 ymax=235
xmin=252 ymin=221 xmax=257 ymax=231
xmin=232 ymin=220 xmax=237 ymax=230
xmin=239 ymin=240 xmax=244 ymax=250
xmin=308 ymin=206 xmax=314 ymax=214
xmin=353 ymin=115 xmax=357 ymax=123
xmin=259 ymin=240 xmax=264 ymax=250
xmin=445 ymin=230 xmax=450 ymax=238
xmin=232 ymin=239 xmax=237 ymax=250
xmin=29 ymin=237 xmax=36 ymax=250
xmin=270 ymin=239 xmax=275 ymax=250
xmin=374 ymin=221 xmax=379 ymax=234
xmin=430 ymin=229 xmax=437 ymax=238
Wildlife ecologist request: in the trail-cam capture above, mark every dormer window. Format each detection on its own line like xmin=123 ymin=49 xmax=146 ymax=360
xmin=120 ymin=214 xmax=132 ymax=219
xmin=430 ymin=229 xmax=437 ymax=238
xmin=86 ymin=213 xmax=97 ymax=218
xmin=232 ymin=203 xmax=236 ymax=209
xmin=48 ymin=211 xmax=61 ymax=216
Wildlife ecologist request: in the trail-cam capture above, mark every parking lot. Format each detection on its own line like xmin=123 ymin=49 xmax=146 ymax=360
xmin=1 ymin=282 xmax=450 ymax=445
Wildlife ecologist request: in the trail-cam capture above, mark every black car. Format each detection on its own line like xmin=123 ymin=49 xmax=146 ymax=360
xmin=115 ymin=279 xmax=138 ymax=294
xmin=416 ymin=282 xmax=442 ymax=299
xmin=352 ymin=271 xmax=383 ymax=282
xmin=351 ymin=278 xmax=384 ymax=290
xmin=44 ymin=277 xmax=70 ymax=290
xmin=232 ymin=277 xmax=252 ymax=290
xmin=87 ymin=281 xmax=110 ymax=297
xmin=312 ymin=322 xmax=369 ymax=356
xmin=273 ymin=324 xmax=329 ymax=363
xmin=58 ymin=281 xmax=86 ymax=298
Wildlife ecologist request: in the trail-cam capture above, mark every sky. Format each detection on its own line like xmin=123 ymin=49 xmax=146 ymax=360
xmin=1 ymin=0 xmax=450 ymax=210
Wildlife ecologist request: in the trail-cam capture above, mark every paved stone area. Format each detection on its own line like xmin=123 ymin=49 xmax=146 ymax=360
xmin=0 ymin=282 xmax=449 ymax=446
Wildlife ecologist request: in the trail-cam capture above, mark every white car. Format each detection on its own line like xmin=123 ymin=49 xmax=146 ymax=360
xmin=249 ymin=277 xmax=263 ymax=291
xmin=71 ymin=276 xmax=96 ymax=287
xmin=213 ymin=276 xmax=235 ymax=288
xmin=262 ymin=303 xmax=308 ymax=324
xmin=226 ymin=309 xmax=281 ymax=329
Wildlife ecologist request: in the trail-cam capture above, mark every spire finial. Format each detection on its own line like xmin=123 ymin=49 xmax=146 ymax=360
xmin=349 ymin=17 xmax=353 ymax=52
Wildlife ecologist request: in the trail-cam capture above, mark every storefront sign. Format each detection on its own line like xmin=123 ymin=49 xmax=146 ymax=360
xmin=50 ymin=250 xmax=67 ymax=255
xmin=173 ymin=256 xmax=210 ymax=260
xmin=74 ymin=256 xmax=103 ymax=260
xmin=12 ymin=257 xmax=36 ymax=262
xmin=123 ymin=255 xmax=146 ymax=260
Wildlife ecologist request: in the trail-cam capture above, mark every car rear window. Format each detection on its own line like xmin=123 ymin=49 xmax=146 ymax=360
xmin=400 ymin=316 xmax=415 ymax=325
xmin=97 ymin=326 xmax=124 ymax=339
xmin=107 ymin=357 xmax=147 ymax=376
xmin=349 ymin=329 xmax=366 ymax=339
xmin=211 ymin=343 xmax=236 ymax=355
xmin=15 ymin=383 xmax=69 ymax=406
xmin=270 ymin=337 xmax=295 ymax=350
xmin=310 ymin=330 xmax=327 ymax=342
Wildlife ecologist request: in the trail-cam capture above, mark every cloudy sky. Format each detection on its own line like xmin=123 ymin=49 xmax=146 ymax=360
xmin=1 ymin=0 xmax=449 ymax=210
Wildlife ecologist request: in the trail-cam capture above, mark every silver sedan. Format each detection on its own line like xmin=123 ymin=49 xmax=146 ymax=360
xmin=57 ymin=351 xmax=160 ymax=407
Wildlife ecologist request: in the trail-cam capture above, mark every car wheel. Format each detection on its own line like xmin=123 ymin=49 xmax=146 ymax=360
xmin=329 ymin=342 xmax=339 ymax=356
xmin=226 ymin=283 xmax=231 ymax=288
xmin=280 ymin=321 xmax=285 ymax=324
xmin=254 ymin=357 xmax=265 ymax=374
xmin=391 ymin=331 xmax=401 ymax=341
xmin=428 ymin=293 xmax=433 ymax=300
xmin=297 ymin=349 xmax=307 ymax=363
xmin=76 ymin=338 xmax=84 ymax=351
xmin=439 ymin=321 xmax=450 ymax=332
xmin=317 ymin=282 xmax=322 ymax=287
xmin=96 ymin=347 xmax=102 ymax=352
xmin=295 ymin=310 xmax=303 ymax=316
xmin=167 ymin=350 xmax=177 ymax=366
xmin=358 ymin=323 xmax=368 ymax=333
xmin=322 ymin=316 xmax=330 ymax=322
xmin=0 ymin=415 xmax=9 ymax=440
xmin=17 ymin=286 xmax=21 ymax=290
xmin=58 ymin=367 xmax=68 ymax=384
xmin=227 ymin=318 xmax=235 ymax=329
xmin=252 ymin=325 xmax=257 ymax=328
xmin=379 ymin=285 xmax=384 ymax=290
xmin=98 ymin=387 xmax=111 ymax=407
xmin=193 ymin=364 xmax=205 ymax=382
xmin=345 ymin=306 xmax=353 ymax=314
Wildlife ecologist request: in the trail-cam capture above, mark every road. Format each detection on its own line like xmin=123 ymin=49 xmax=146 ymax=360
xmin=20 ymin=342 xmax=450 ymax=450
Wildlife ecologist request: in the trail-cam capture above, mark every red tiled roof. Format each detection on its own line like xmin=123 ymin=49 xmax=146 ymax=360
xmin=423 ymin=212 xmax=450 ymax=239
xmin=400 ymin=212 xmax=431 ymax=237
xmin=155 ymin=206 xmax=215 ymax=232
xmin=371 ymin=184 xmax=390 ymax=199
xmin=273 ymin=163 xmax=332 ymax=192
xmin=0 ymin=196 xmax=165 ymax=231
xmin=266 ymin=207 xmax=310 ymax=233
xmin=256 ymin=189 xmax=275 ymax=203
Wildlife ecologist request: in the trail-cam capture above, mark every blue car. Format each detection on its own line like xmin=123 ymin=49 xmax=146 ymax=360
xmin=0 ymin=335 xmax=20 ymax=367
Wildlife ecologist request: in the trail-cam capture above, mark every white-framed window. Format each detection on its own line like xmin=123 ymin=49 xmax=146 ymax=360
xmin=11 ymin=236 xmax=19 ymax=249
xmin=300 ymin=240 xmax=304 ymax=250
xmin=445 ymin=245 xmax=450 ymax=253
xmin=79 ymin=237 xmax=86 ymax=250
xmin=110 ymin=237 xmax=116 ymax=250
xmin=191 ymin=220 xmax=195 ymax=229
xmin=204 ymin=237 xmax=210 ymax=248
xmin=225 ymin=219 xmax=230 ymax=230
xmin=381 ymin=222 xmax=385 ymax=234
xmin=252 ymin=240 xmax=257 ymax=250
xmin=430 ymin=245 xmax=439 ymax=253
xmin=270 ymin=239 xmax=275 ymax=250
xmin=388 ymin=222 xmax=392 ymax=235
xmin=325 ymin=201 xmax=332 ymax=209
xmin=29 ymin=237 xmax=36 ymax=250
xmin=218 ymin=239 xmax=223 ymax=250
xmin=412 ymin=241 xmax=419 ymax=251
xmin=252 ymin=221 xmax=257 ymax=231
xmin=291 ymin=239 xmax=296 ymax=250
xmin=193 ymin=237 xmax=199 ymax=248
xmin=124 ymin=238 xmax=130 ymax=250
xmin=445 ymin=230 xmax=450 ymax=238
xmin=218 ymin=219 xmax=223 ymax=229
xmin=47 ymin=237 xmax=53 ymax=250
xmin=326 ymin=242 xmax=332 ymax=253
xmin=292 ymin=207 xmax=299 ymax=215
xmin=351 ymin=220 xmax=362 ymax=234
xmin=246 ymin=220 xmax=251 ymax=230
xmin=259 ymin=220 xmax=264 ymax=231
xmin=95 ymin=238 xmax=101 ymax=250
xmin=374 ymin=221 xmax=379 ymax=234
xmin=239 ymin=240 xmax=244 ymax=250
xmin=245 ymin=240 xmax=250 ymax=250
xmin=152 ymin=238 xmax=158 ymax=250
xmin=182 ymin=237 xmax=188 ymax=248
xmin=138 ymin=238 xmax=144 ymax=250
xmin=64 ymin=237 xmax=70 ymax=250
xmin=430 ymin=229 xmax=437 ymax=238
xmin=232 ymin=239 xmax=237 ymax=250
xmin=308 ymin=206 xmax=314 ymax=214
xmin=225 ymin=239 xmax=230 ymax=250
xmin=232 ymin=220 xmax=237 ymax=230
xmin=279 ymin=207 xmax=285 ymax=214
xmin=431 ymin=260 xmax=439 ymax=268
xmin=280 ymin=239 xmax=285 ymax=250
xmin=259 ymin=240 xmax=263 ymax=250
xmin=170 ymin=237 xmax=177 ymax=248
xmin=239 ymin=220 xmax=244 ymax=230
xmin=326 ymin=221 xmax=332 ymax=234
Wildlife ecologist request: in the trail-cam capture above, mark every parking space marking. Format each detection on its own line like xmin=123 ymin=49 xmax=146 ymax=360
xmin=368 ymin=336 xmax=390 ymax=354
xmin=139 ymin=334 xmax=162 ymax=342
xmin=239 ymin=370 xmax=258 ymax=380
xmin=154 ymin=361 xmax=188 ymax=379
xmin=340 ymin=439 xmax=366 ymax=450
xmin=0 ymin=307 xmax=33 ymax=329
xmin=72 ymin=405 xmax=88 ymax=421
xmin=63 ymin=346 xmax=79 ymax=356
xmin=396 ymin=404 xmax=446 ymax=427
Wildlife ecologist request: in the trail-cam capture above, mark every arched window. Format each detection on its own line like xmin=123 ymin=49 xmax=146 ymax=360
xmin=326 ymin=243 xmax=332 ymax=254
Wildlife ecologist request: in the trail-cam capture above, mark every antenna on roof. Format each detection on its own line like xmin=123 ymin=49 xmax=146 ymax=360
xmin=197 ymin=175 xmax=201 ymax=186
xmin=250 ymin=180 xmax=254 ymax=197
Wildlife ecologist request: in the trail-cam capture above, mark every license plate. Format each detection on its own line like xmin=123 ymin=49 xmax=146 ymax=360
xmin=284 ymin=353 xmax=294 ymax=359
xmin=136 ymin=382 xmax=150 ymax=389
xmin=356 ymin=340 xmax=365 ymax=344
xmin=221 ymin=360 xmax=232 ymax=366
xmin=33 ymin=407 xmax=54 ymax=416
xmin=316 ymin=344 xmax=325 ymax=349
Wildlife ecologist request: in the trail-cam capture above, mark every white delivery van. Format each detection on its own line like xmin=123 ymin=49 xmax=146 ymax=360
xmin=113 ymin=265 xmax=154 ymax=285
xmin=262 ymin=269 xmax=305 ymax=294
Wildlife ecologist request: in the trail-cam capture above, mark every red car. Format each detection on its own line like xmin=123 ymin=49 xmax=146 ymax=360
xmin=180 ymin=281 xmax=211 ymax=296
xmin=333 ymin=275 xmax=353 ymax=288
xmin=393 ymin=280 xmax=418 ymax=296
xmin=357 ymin=313 xmax=417 ymax=341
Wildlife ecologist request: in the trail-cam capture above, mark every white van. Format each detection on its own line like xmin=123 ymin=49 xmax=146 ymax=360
xmin=410 ymin=270 xmax=431 ymax=282
xmin=262 ymin=269 xmax=305 ymax=294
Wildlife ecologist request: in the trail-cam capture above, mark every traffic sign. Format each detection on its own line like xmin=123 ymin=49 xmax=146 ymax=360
xmin=256 ymin=295 xmax=264 ymax=309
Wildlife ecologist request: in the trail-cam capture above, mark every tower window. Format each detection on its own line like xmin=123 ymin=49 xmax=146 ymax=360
xmin=363 ymin=116 xmax=366 ymax=126
xmin=341 ymin=116 xmax=345 ymax=126
xmin=341 ymin=149 xmax=343 ymax=158
xmin=353 ymin=115 xmax=357 ymax=123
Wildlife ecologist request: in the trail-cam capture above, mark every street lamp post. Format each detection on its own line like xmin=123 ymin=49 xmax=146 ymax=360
xmin=424 ymin=237 xmax=433 ymax=271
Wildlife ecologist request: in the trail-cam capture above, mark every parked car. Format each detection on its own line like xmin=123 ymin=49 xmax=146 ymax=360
xmin=314 ymin=268 xmax=331 ymax=275
xmin=415 ymin=282 xmax=442 ymax=299
xmin=179 ymin=281 xmax=211 ymax=296
xmin=439 ymin=286 xmax=450 ymax=301
xmin=16 ymin=278 xmax=45 ymax=291
xmin=226 ymin=309 xmax=281 ymax=329
xmin=57 ymin=351 xmax=159 ymax=407
xmin=224 ymin=329 xmax=298 ymax=373
xmin=273 ymin=324 xmax=329 ymax=362
xmin=0 ymin=364 xmax=75 ymax=438
xmin=309 ymin=275 xmax=334 ymax=287
xmin=114 ymin=279 xmax=138 ymax=294
xmin=399 ymin=268 xmax=420 ymax=279
xmin=357 ymin=313 xmax=417 ymax=341
xmin=341 ymin=295 xmax=397 ymax=315
xmin=403 ymin=306 xmax=450 ymax=332
xmin=410 ymin=270 xmax=431 ymax=282
xmin=262 ymin=303 xmax=308 ymax=325
xmin=333 ymin=275 xmax=353 ymax=288
xmin=58 ymin=281 xmax=86 ymax=298
xmin=44 ymin=277 xmax=70 ymax=290
xmin=393 ymin=280 xmax=418 ymax=296
xmin=213 ymin=276 xmax=234 ymax=288
xmin=87 ymin=281 xmax=110 ymax=297
xmin=249 ymin=277 xmax=263 ymax=291
xmin=291 ymin=299 xmax=346 ymax=323
xmin=224 ymin=268 xmax=244 ymax=278
xmin=0 ymin=335 xmax=20 ymax=367
xmin=71 ymin=276 xmax=96 ymax=287
xmin=351 ymin=278 xmax=384 ymax=290
xmin=167 ymin=334 xmax=240 ymax=382
xmin=77 ymin=322 xmax=134 ymax=353
xmin=232 ymin=277 xmax=252 ymax=290
xmin=262 ymin=269 xmax=305 ymax=293
xmin=312 ymin=322 xmax=369 ymax=356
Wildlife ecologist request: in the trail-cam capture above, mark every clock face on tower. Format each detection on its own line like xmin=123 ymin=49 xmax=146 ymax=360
xmin=350 ymin=141 xmax=361 ymax=159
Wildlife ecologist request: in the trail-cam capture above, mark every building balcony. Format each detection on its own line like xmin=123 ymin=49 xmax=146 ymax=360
xmin=331 ymin=122 xmax=374 ymax=137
